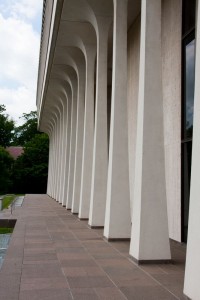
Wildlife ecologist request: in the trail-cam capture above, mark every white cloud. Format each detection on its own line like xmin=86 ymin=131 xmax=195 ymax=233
xmin=0 ymin=86 xmax=37 ymax=125
xmin=0 ymin=14 xmax=40 ymax=89
xmin=0 ymin=0 xmax=42 ymax=125
xmin=11 ymin=0 xmax=42 ymax=20
xmin=0 ymin=0 xmax=42 ymax=21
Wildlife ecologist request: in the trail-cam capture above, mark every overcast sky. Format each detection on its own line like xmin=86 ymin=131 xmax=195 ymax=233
xmin=0 ymin=0 xmax=43 ymax=125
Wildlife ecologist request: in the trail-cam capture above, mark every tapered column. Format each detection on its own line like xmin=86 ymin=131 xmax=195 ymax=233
xmin=89 ymin=19 xmax=111 ymax=225
xmin=52 ymin=128 xmax=57 ymax=199
xmin=49 ymin=130 xmax=54 ymax=197
xmin=79 ymin=47 xmax=96 ymax=219
xmin=47 ymin=134 xmax=53 ymax=195
xmin=59 ymin=97 xmax=68 ymax=205
xmin=104 ymin=0 xmax=131 ymax=238
xmin=184 ymin=1 xmax=200 ymax=299
xmin=66 ymin=88 xmax=77 ymax=209
xmin=129 ymin=0 xmax=171 ymax=262
xmin=62 ymin=95 xmax=72 ymax=207
xmin=54 ymin=119 xmax=59 ymax=200
xmin=71 ymin=68 xmax=85 ymax=213
xmin=58 ymin=108 xmax=65 ymax=203
xmin=55 ymin=114 xmax=62 ymax=201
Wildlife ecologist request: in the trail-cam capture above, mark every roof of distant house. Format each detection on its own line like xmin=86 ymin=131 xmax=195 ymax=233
xmin=6 ymin=146 xmax=24 ymax=160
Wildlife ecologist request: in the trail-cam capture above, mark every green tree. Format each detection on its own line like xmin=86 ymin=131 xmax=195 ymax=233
xmin=0 ymin=146 xmax=14 ymax=194
xmin=0 ymin=105 xmax=15 ymax=147
xmin=12 ymin=133 xmax=49 ymax=193
xmin=13 ymin=111 xmax=39 ymax=146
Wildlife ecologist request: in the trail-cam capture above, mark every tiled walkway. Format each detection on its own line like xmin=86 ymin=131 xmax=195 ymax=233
xmin=0 ymin=195 xmax=187 ymax=300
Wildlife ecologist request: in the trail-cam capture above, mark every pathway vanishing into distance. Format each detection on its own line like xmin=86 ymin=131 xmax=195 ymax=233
xmin=0 ymin=195 xmax=186 ymax=300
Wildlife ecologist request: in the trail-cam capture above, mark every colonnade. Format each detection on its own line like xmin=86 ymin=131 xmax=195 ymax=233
xmin=41 ymin=0 xmax=170 ymax=262
xmin=37 ymin=0 xmax=200 ymax=298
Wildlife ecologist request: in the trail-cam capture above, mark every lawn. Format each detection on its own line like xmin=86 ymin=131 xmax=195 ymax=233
xmin=2 ymin=194 xmax=24 ymax=210
xmin=2 ymin=195 xmax=16 ymax=209
xmin=0 ymin=227 xmax=13 ymax=234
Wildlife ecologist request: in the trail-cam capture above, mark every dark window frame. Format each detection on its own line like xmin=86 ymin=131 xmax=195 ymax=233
xmin=181 ymin=0 xmax=196 ymax=243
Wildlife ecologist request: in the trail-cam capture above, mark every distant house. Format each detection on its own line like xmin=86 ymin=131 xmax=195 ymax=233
xmin=6 ymin=147 xmax=24 ymax=160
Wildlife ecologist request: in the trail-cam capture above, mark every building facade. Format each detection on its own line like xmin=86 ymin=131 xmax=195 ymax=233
xmin=36 ymin=0 xmax=200 ymax=298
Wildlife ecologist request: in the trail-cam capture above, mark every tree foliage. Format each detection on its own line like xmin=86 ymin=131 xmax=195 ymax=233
xmin=0 ymin=106 xmax=49 ymax=194
xmin=0 ymin=104 xmax=15 ymax=147
xmin=0 ymin=146 xmax=14 ymax=194
xmin=12 ymin=111 xmax=39 ymax=146
xmin=12 ymin=134 xmax=49 ymax=194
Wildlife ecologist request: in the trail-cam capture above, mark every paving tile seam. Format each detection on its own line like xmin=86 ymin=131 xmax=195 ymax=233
xmin=57 ymin=208 xmax=128 ymax=300
xmin=103 ymin=237 xmax=181 ymax=300
xmin=45 ymin=218 xmax=74 ymax=300
xmin=56 ymin=206 xmax=183 ymax=299
xmin=18 ymin=220 xmax=27 ymax=300
xmin=1 ymin=195 xmax=185 ymax=300
xmin=68 ymin=223 xmax=180 ymax=299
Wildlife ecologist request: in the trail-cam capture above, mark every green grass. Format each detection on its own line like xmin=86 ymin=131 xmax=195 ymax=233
xmin=1 ymin=194 xmax=25 ymax=210
xmin=0 ymin=227 xmax=13 ymax=234
xmin=2 ymin=195 xmax=16 ymax=209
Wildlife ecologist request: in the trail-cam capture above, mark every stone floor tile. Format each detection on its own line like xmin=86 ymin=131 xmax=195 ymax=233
xmin=140 ymin=264 xmax=168 ymax=275
xmin=71 ymin=288 xmax=99 ymax=300
xmin=67 ymin=275 xmax=114 ymax=288
xmin=120 ymin=286 xmax=178 ymax=300
xmin=153 ymin=273 xmax=184 ymax=286
xmin=95 ymin=287 xmax=127 ymax=300
xmin=110 ymin=273 xmax=159 ymax=287
xmin=60 ymin=258 xmax=98 ymax=267
xmin=0 ymin=195 xmax=186 ymax=300
xmin=21 ymin=263 xmax=64 ymax=278
xmin=0 ymin=287 xmax=19 ymax=300
xmin=20 ymin=277 xmax=69 ymax=291
xmin=23 ymin=252 xmax=57 ymax=261
xmin=57 ymin=252 xmax=90 ymax=260
xmin=24 ymin=248 xmax=56 ymax=255
xmin=19 ymin=288 xmax=72 ymax=300
xmin=62 ymin=267 xmax=87 ymax=277
xmin=24 ymin=243 xmax=54 ymax=249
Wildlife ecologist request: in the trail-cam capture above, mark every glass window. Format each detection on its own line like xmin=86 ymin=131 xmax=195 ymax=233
xmin=182 ymin=141 xmax=192 ymax=242
xmin=182 ymin=0 xmax=196 ymax=36
xmin=184 ymin=38 xmax=195 ymax=139
xmin=181 ymin=0 xmax=196 ymax=243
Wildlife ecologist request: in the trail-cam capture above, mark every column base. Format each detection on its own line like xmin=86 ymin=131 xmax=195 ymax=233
xmin=104 ymin=237 xmax=130 ymax=242
xmin=130 ymin=256 xmax=172 ymax=265
xmin=79 ymin=218 xmax=89 ymax=221
xmin=88 ymin=225 xmax=104 ymax=229
xmin=72 ymin=212 xmax=78 ymax=215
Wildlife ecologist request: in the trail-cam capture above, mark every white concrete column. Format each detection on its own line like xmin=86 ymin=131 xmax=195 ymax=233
xmin=48 ymin=128 xmax=54 ymax=197
xmin=72 ymin=67 xmax=85 ymax=214
xmin=51 ymin=127 xmax=57 ymax=199
xmin=66 ymin=85 xmax=78 ymax=209
xmin=89 ymin=19 xmax=111 ymax=224
xmin=55 ymin=113 xmax=62 ymax=202
xmin=104 ymin=0 xmax=131 ymax=239
xmin=53 ymin=119 xmax=59 ymax=200
xmin=58 ymin=106 xmax=65 ymax=203
xmin=79 ymin=46 xmax=96 ymax=219
xmin=184 ymin=1 xmax=200 ymax=299
xmin=129 ymin=0 xmax=171 ymax=262
xmin=59 ymin=98 xmax=68 ymax=205
xmin=47 ymin=134 xmax=53 ymax=195
xmin=62 ymin=91 xmax=72 ymax=207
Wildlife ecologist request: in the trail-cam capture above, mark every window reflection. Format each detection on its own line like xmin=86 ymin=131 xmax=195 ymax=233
xmin=185 ymin=39 xmax=195 ymax=138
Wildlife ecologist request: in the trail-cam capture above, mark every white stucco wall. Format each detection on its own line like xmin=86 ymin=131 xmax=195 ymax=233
xmin=127 ymin=0 xmax=182 ymax=242
xmin=162 ymin=0 xmax=182 ymax=242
